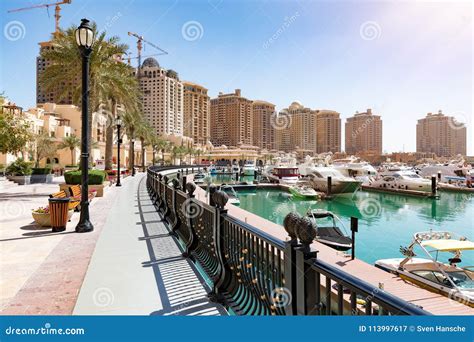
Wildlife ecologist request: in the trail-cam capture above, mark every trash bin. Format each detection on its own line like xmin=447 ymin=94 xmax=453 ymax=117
xmin=48 ymin=198 xmax=70 ymax=232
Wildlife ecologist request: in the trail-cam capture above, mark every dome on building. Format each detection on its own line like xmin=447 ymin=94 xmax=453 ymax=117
xmin=289 ymin=101 xmax=303 ymax=110
xmin=142 ymin=57 xmax=160 ymax=68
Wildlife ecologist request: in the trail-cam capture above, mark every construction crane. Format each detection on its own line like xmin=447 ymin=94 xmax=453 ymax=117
xmin=127 ymin=31 xmax=168 ymax=76
xmin=8 ymin=0 xmax=72 ymax=35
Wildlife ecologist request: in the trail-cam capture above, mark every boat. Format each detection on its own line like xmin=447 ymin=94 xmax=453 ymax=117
xmin=220 ymin=184 xmax=240 ymax=205
xmin=193 ymin=172 xmax=207 ymax=185
xmin=417 ymin=158 xmax=472 ymax=184
xmin=262 ymin=157 xmax=300 ymax=184
xmin=375 ymin=231 xmax=474 ymax=307
xmin=288 ymin=184 xmax=319 ymax=199
xmin=306 ymin=209 xmax=352 ymax=251
xmin=378 ymin=162 xmax=414 ymax=175
xmin=306 ymin=167 xmax=361 ymax=195
xmin=242 ymin=161 xmax=257 ymax=176
xmin=370 ymin=170 xmax=432 ymax=192
xmin=231 ymin=164 xmax=240 ymax=174
xmin=209 ymin=164 xmax=217 ymax=175
xmin=332 ymin=156 xmax=377 ymax=184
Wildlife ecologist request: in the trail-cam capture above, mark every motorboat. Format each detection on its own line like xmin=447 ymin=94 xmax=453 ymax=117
xmin=306 ymin=209 xmax=352 ymax=251
xmin=241 ymin=161 xmax=257 ymax=176
xmin=306 ymin=167 xmax=361 ymax=195
xmin=378 ymin=162 xmax=414 ymax=175
xmin=417 ymin=158 xmax=472 ymax=184
xmin=288 ymin=184 xmax=319 ymax=199
xmin=332 ymin=156 xmax=377 ymax=184
xmin=209 ymin=164 xmax=217 ymax=175
xmin=220 ymin=184 xmax=240 ymax=205
xmin=193 ymin=172 xmax=207 ymax=185
xmin=375 ymin=231 xmax=474 ymax=307
xmin=231 ymin=164 xmax=240 ymax=174
xmin=262 ymin=157 xmax=300 ymax=184
xmin=370 ymin=171 xmax=432 ymax=192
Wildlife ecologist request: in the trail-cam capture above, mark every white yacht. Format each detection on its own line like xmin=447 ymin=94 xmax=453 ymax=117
xmin=241 ymin=161 xmax=257 ymax=176
xmin=417 ymin=158 xmax=472 ymax=184
xmin=306 ymin=167 xmax=362 ymax=195
xmin=262 ymin=157 xmax=300 ymax=184
xmin=379 ymin=162 xmax=414 ymax=175
xmin=370 ymin=171 xmax=432 ymax=193
xmin=332 ymin=156 xmax=377 ymax=184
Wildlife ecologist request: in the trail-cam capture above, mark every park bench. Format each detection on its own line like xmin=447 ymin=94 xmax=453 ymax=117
xmin=49 ymin=190 xmax=81 ymax=211
xmin=69 ymin=184 xmax=97 ymax=202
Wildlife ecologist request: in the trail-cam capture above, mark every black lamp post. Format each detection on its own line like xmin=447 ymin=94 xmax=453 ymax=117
xmin=131 ymin=138 xmax=136 ymax=176
xmin=116 ymin=116 xmax=122 ymax=187
xmin=75 ymin=18 xmax=95 ymax=233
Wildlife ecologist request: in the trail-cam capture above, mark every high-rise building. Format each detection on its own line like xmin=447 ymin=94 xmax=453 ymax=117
xmin=252 ymin=100 xmax=276 ymax=150
xmin=210 ymin=89 xmax=253 ymax=147
xmin=182 ymin=81 xmax=210 ymax=146
xmin=275 ymin=102 xmax=317 ymax=153
xmin=316 ymin=110 xmax=341 ymax=153
xmin=416 ymin=110 xmax=467 ymax=157
xmin=137 ymin=58 xmax=183 ymax=137
xmin=345 ymin=109 xmax=382 ymax=155
xmin=36 ymin=41 xmax=75 ymax=104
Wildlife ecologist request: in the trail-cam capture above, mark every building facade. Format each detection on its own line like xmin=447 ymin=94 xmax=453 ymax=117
xmin=275 ymin=102 xmax=317 ymax=153
xmin=137 ymin=57 xmax=183 ymax=137
xmin=345 ymin=109 xmax=383 ymax=155
xmin=416 ymin=110 xmax=467 ymax=157
xmin=252 ymin=100 xmax=276 ymax=150
xmin=36 ymin=41 xmax=75 ymax=105
xmin=316 ymin=110 xmax=341 ymax=153
xmin=182 ymin=81 xmax=210 ymax=146
xmin=210 ymin=89 xmax=253 ymax=147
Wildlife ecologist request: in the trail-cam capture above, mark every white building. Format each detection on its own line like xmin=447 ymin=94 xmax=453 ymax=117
xmin=137 ymin=58 xmax=184 ymax=137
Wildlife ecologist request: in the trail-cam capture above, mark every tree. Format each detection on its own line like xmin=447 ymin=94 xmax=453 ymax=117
xmin=34 ymin=132 xmax=57 ymax=167
xmin=59 ymin=135 xmax=80 ymax=166
xmin=0 ymin=111 xmax=33 ymax=155
xmin=136 ymin=121 xmax=155 ymax=172
xmin=40 ymin=24 xmax=140 ymax=168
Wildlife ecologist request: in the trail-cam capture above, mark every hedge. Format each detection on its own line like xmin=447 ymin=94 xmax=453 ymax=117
xmin=32 ymin=167 xmax=52 ymax=175
xmin=64 ymin=170 xmax=107 ymax=185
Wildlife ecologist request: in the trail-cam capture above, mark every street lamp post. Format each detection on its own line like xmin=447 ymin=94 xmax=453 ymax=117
xmin=131 ymin=138 xmax=136 ymax=176
xmin=116 ymin=116 xmax=122 ymax=187
xmin=75 ymin=18 xmax=95 ymax=233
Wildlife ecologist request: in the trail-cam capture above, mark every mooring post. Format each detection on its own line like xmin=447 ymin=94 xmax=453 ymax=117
xmin=431 ymin=175 xmax=437 ymax=197
xmin=327 ymin=176 xmax=332 ymax=197
xmin=351 ymin=217 xmax=358 ymax=260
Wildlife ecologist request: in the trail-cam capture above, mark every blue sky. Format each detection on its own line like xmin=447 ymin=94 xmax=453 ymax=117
xmin=0 ymin=0 xmax=472 ymax=154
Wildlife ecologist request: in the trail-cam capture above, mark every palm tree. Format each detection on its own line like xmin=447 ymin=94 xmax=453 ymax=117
xmin=136 ymin=121 xmax=155 ymax=172
xmin=39 ymin=24 xmax=139 ymax=168
xmin=122 ymin=109 xmax=142 ymax=173
xmin=60 ymin=135 xmax=80 ymax=166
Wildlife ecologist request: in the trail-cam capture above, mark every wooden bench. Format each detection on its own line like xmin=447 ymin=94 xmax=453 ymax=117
xmin=69 ymin=184 xmax=96 ymax=202
xmin=49 ymin=190 xmax=81 ymax=211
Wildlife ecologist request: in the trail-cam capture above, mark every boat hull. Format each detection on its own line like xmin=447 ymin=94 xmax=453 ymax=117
xmin=310 ymin=179 xmax=361 ymax=195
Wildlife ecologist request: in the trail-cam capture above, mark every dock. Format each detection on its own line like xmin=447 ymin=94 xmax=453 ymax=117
xmin=438 ymin=184 xmax=474 ymax=194
xmin=192 ymin=180 xmax=473 ymax=315
xmin=361 ymin=184 xmax=439 ymax=198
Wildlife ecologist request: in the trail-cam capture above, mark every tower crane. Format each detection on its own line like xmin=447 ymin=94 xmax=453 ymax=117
xmin=127 ymin=31 xmax=168 ymax=76
xmin=8 ymin=0 xmax=72 ymax=36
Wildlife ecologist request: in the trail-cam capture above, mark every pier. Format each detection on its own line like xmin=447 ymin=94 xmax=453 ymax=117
xmin=148 ymin=167 xmax=474 ymax=315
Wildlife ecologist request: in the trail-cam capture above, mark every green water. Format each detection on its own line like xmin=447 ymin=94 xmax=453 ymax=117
xmin=235 ymin=189 xmax=474 ymax=265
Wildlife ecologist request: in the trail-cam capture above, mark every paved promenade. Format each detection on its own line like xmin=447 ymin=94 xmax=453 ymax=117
xmin=0 ymin=174 xmax=226 ymax=316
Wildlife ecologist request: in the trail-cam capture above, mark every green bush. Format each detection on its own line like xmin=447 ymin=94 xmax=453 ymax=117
xmin=64 ymin=169 xmax=107 ymax=185
xmin=6 ymin=159 xmax=32 ymax=176
xmin=32 ymin=167 xmax=52 ymax=175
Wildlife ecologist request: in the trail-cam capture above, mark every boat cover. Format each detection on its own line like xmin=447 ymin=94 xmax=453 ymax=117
xmin=420 ymin=239 xmax=474 ymax=251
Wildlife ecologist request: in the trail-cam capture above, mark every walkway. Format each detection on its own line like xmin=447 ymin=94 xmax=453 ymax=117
xmin=73 ymin=175 xmax=226 ymax=315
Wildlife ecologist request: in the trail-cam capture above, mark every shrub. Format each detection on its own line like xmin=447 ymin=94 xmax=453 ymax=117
xmin=6 ymin=159 xmax=32 ymax=176
xmin=64 ymin=169 xmax=107 ymax=185
xmin=32 ymin=167 xmax=52 ymax=175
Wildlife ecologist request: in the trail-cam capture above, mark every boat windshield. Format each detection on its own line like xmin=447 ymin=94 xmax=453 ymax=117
xmin=447 ymin=271 xmax=474 ymax=289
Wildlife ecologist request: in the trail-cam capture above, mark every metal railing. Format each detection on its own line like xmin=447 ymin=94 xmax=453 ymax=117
xmin=146 ymin=166 xmax=429 ymax=316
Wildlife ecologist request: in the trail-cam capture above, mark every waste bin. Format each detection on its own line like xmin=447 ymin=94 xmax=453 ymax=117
xmin=48 ymin=198 xmax=70 ymax=232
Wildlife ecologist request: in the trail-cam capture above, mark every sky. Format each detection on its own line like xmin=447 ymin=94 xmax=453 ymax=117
xmin=0 ymin=0 xmax=472 ymax=154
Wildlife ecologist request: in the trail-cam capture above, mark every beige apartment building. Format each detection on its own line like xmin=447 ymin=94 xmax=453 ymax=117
xmin=137 ymin=58 xmax=183 ymax=137
xmin=416 ymin=110 xmax=467 ymax=157
xmin=210 ymin=89 xmax=253 ymax=147
xmin=182 ymin=81 xmax=210 ymax=146
xmin=275 ymin=102 xmax=317 ymax=153
xmin=252 ymin=100 xmax=276 ymax=150
xmin=316 ymin=110 xmax=341 ymax=153
xmin=345 ymin=109 xmax=383 ymax=155
xmin=36 ymin=41 xmax=75 ymax=104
